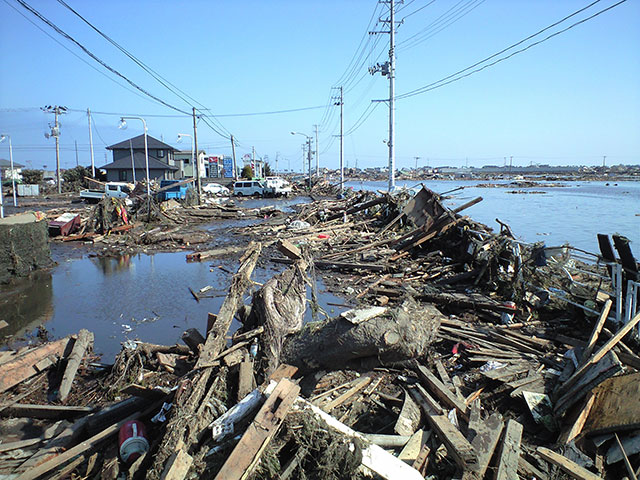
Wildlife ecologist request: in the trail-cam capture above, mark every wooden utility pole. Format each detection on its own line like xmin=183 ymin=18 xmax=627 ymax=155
xmin=313 ymin=124 xmax=319 ymax=176
xmin=192 ymin=107 xmax=201 ymax=203
xmin=55 ymin=108 xmax=61 ymax=193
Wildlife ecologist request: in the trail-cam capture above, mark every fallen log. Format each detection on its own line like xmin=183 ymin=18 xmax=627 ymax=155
xmin=280 ymin=298 xmax=443 ymax=373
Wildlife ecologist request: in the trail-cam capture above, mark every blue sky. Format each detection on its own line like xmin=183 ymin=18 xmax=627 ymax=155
xmin=0 ymin=0 xmax=638 ymax=171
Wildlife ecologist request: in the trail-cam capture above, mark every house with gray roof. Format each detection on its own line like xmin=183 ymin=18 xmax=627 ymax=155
xmin=101 ymin=134 xmax=178 ymax=183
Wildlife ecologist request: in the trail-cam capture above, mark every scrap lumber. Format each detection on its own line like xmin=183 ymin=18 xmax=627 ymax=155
xmin=557 ymin=311 xmax=640 ymax=397
xmin=361 ymin=434 xmax=410 ymax=447
xmin=276 ymin=238 xmax=302 ymax=260
xmin=557 ymin=392 xmax=596 ymax=444
xmin=583 ymin=372 xmax=640 ymax=435
xmin=197 ymin=242 xmax=262 ymax=368
xmin=185 ymin=244 xmax=246 ymax=262
xmin=0 ymin=337 xmax=72 ymax=394
xmin=425 ymin=413 xmax=478 ymax=472
xmin=607 ymin=431 xmax=640 ymax=465
xmin=0 ymin=403 xmax=94 ymax=420
xmin=536 ymin=447 xmax=603 ymax=480
xmin=415 ymin=364 xmax=467 ymax=418
xmin=394 ymin=389 xmax=421 ymax=436
xmin=214 ymin=378 xmax=300 ymax=480
xmin=293 ymin=397 xmax=424 ymax=480
xmin=181 ymin=328 xmax=205 ymax=354
xmin=160 ymin=449 xmax=193 ymax=480
xmin=237 ymin=359 xmax=255 ymax=402
xmin=57 ymin=329 xmax=93 ymax=402
xmin=494 ymin=419 xmax=523 ymax=480
xmin=466 ymin=400 xmax=504 ymax=478
xmin=581 ymin=299 xmax=612 ymax=364
xmin=398 ymin=429 xmax=431 ymax=464
xmin=614 ymin=433 xmax=638 ymax=480
xmin=322 ymin=375 xmax=372 ymax=412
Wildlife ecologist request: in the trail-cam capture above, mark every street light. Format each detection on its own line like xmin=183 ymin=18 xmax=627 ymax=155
xmin=119 ymin=117 xmax=150 ymax=200
xmin=0 ymin=134 xmax=17 ymax=207
xmin=177 ymin=133 xmax=194 ymax=181
xmin=291 ymin=131 xmax=312 ymax=189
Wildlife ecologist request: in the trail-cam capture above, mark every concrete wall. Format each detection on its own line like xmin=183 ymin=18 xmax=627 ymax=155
xmin=0 ymin=212 xmax=52 ymax=284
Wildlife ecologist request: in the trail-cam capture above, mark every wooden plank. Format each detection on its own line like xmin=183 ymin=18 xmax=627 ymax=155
xmin=425 ymin=414 xmax=478 ymax=472
xmin=614 ymin=433 xmax=638 ymax=480
xmin=398 ymin=429 xmax=431 ymax=464
xmin=57 ymin=329 xmax=93 ymax=402
xmin=558 ymin=311 xmax=640 ymax=396
xmin=434 ymin=359 xmax=455 ymax=392
xmin=416 ymin=364 xmax=467 ymax=418
xmin=0 ymin=337 xmax=71 ymax=394
xmin=214 ymin=378 xmax=300 ymax=480
xmin=467 ymin=401 xmax=504 ymax=478
xmin=276 ymin=239 xmax=302 ymax=260
xmin=394 ymin=389 xmax=421 ymax=436
xmin=181 ymin=328 xmax=205 ymax=354
xmin=537 ymin=447 xmax=603 ymax=480
xmin=495 ymin=419 xmax=523 ymax=480
xmin=583 ymin=372 xmax=640 ymax=435
xmin=557 ymin=392 xmax=596 ymax=445
xmin=322 ymin=376 xmax=372 ymax=412
xmin=160 ymin=449 xmax=193 ymax=480
xmin=581 ymin=299 xmax=612 ymax=363
xmin=0 ymin=403 xmax=94 ymax=420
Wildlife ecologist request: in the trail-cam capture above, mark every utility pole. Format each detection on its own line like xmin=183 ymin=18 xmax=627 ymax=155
xmin=87 ymin=108 xmax=95 ymax=177
xmin=192 ymin=107 xmax=201 ymax=202
xmin=369 ymin=0 xmax=398 ymax=192
xmin=313 ymin=124 xmax=319 ymax=176
xmin=332 ymin=86 xmax=344 ymax=192
xmin=252 ymin=146 xmax=256 ymax=177
xmin=307 ymin=137 xmax=312 ymax=189
xmin=275 ymin=152 xmax=279 ymax=176
xmin=230 ymin=135 xmax=238 ymax=180
xmin=414 ymin=156 xmax=420 ymax=170
xmin=42 ymin=105 xmax=66 ymax=194
xmin=509 ymin=156 xmax=513 ymax=178
xmin=301 ymin=144 xmax=305 ymax=174
xmin=602 ymin=155 xmax=607 ymax=168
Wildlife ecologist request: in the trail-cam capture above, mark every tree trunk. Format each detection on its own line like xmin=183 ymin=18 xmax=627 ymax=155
xmin=280 ymin=298 xmax=443 ymax=373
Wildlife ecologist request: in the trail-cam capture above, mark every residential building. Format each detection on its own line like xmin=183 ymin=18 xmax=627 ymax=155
xmin=101 ymin=134 xmax=178 ymax=182
xmin=0 ymin=158 xmax=24 ymax=182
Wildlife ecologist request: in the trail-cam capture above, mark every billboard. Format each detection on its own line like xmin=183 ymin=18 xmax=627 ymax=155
xmin=223 ymin=156 xmax=234 ymax=178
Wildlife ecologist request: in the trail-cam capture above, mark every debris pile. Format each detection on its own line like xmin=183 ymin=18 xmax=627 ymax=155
xmin=0 ymin=187 xmax=638 ymax=479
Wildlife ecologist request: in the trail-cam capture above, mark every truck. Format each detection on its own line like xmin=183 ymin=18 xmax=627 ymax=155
xmin=80 ymin=182 xmax=133 ymax=203
xmin=264 ymin=177 xmax=293 ymax=197
xmin=156 ymin=180 xmax=188 ymax=201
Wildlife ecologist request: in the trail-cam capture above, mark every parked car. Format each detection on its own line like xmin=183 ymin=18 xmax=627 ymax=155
xmin=80 ymin=182 xmax=132 ymax=203
xmin=202 ymin=182 xmax=230 ymax=196
xmin=233 ymin=180 xmax=266 ymax=196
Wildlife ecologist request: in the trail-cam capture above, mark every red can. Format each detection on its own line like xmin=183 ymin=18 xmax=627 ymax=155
xmin=118 ymin=420 xmax=149 ymax=463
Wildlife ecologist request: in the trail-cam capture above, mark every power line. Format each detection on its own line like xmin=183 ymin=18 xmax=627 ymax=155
xmin=12 ymin=0 xmax=191 ymax=115
xmin=396 ymin=0 xmax=624 ymax=100
xmin=400 ymin=0 xmax=438 ymax=20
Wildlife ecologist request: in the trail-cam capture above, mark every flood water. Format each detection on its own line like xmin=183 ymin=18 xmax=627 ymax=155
xmin=2 ymin=182 xmax=638 ymax=360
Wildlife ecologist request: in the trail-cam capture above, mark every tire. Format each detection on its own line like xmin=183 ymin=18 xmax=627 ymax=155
xmin=236 ymin=192 xmax=243 ymax=197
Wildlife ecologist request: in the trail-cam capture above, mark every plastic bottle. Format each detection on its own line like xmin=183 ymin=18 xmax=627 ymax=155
xmin=118 ymin=420 xmax=149 ymax=463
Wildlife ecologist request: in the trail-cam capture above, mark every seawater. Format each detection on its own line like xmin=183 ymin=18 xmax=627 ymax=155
xmin=345 ymin=179 xmax=640 ymax=253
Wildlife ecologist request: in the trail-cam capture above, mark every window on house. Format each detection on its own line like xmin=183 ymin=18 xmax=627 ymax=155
xmin=158 ymin=149 xmax=165 ymax=158
xmin=119 ymin=170 xmax=127 ymax=181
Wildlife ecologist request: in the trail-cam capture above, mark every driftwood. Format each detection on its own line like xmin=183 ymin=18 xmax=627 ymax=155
xmin=280 ymin=298 xmax=443 ymax=373
xmin=247 ymin=257 xmax=309 ymax=375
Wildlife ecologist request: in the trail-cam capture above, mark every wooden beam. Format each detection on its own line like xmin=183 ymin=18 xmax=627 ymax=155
xmin=322 ymin=376 xmax=372 ymax=413
xmin=495 ymin=419 xmax=523 ymax=480
xmin=416 ymin=364 xmax=467 ymax=418
xmin=197 ymin=242 xmax=262 ymax=368
xmin=160 ymin=449 xmax=193 ymax=480
xmin=581 ymin=299 xmax=612 ymax=364
xmin=467 ymin=401 xmax=504 ymax=478
xmin=425 ymin=414 xmax=478 ymax=473
xmin=214 ymin=378 xmax=300 ymax=480
xmin=0 ymin=403 xmax=94 ymax=420
xmin=57 ymin=329 xmax=93 ymax=402
xmin=537 ymin=447 xmax=603 ymax=480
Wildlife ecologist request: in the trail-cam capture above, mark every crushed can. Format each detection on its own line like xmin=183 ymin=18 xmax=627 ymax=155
xmin=118 ymin=420 xmax=149 ymax=464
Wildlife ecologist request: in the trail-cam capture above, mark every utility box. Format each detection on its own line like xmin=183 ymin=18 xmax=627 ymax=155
xmin=17 ymin=184 xmax=40 ymax=196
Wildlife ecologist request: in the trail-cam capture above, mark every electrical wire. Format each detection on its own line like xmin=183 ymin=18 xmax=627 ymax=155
xmin=12 ymin=0 xmax=191 ymax=115
xmin=396 ymin=0 xmax=624 ymax=100
xmin=400 ymin=0 xmax=438 ymax=21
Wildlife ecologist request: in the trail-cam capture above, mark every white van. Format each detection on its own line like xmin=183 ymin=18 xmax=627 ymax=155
xmin=233 ymin=180 xmax=266 ymax=196
xmin=264 ymin=177 xmax=293 ymax=197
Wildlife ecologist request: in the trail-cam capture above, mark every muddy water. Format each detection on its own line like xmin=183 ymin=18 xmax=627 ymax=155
xmin=1 ymin=195 xmax=350 ymax=361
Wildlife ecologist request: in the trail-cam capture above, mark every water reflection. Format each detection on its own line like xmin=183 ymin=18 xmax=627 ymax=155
xmin=0 ymin=271 xmax=53 ymax=341
xmin=91 ymin=254 xmax=133 ymax=275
